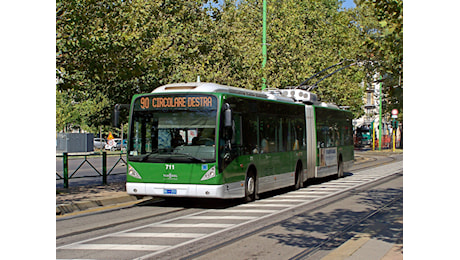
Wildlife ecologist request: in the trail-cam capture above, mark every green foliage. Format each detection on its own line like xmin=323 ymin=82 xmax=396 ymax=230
xmin=353 ymin=0 xmax=403 ymax=116
xmin=56 ymin=0 xmax=402 ymax=130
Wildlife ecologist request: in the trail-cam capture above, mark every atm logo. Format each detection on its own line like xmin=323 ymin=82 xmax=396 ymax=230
xmin=163 ymin=173 xmax=178 ymax=180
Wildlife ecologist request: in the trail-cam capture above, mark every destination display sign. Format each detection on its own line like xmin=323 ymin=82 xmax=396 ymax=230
xmin=134 ymin=94 xmax=217 ymax=110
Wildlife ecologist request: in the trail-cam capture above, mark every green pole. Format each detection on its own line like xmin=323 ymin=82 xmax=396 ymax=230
xmin=262 ymin=0 xmax=267 ymax=90
xmin=63 ymin=152 xmax=69 ymax=189
xmin=102 ymin=151 xmax=107 ymax=185
xmin=379 ymin=76 xmax=383 ymax=151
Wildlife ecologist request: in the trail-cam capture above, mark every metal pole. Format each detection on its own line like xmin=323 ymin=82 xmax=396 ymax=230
xmin=392 ymin=128 xmax=396 ymax=152
xmin=372 ymin=121 xmax=375 ymax=151
xmin=121 ymin=123 xmax=124 ymax=151
xmin=99 ymin=127 xmax=102 ymax=150
xmin=102 ymin=151 xmax=107 ymax=185
xmin=63 ymin=152 xmax=69 ymax=189
xmin=262 ymin=0 xmax=267 ymax=90
xmin=378 ymin=76 xmax=383 ymax=151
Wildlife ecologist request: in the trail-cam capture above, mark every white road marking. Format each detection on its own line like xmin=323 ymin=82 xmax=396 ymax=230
xmin=62 ymin=244 xmax=169 ymax=251
xmin=113 ymin=232 xmax=205 ymax=238
xmin=154 ymin=223 xmax=234 ymax=228
xmin=306 ymin=187 xmax=343 ymax=190
xmin=317 ymin=184 xmax=356 ymax=188
xmin=274 ymin=195 xmax=320 ymax=198
xmin=185 ymin=215 xmax=256 ymax=220
xmin=329 ymin=181 xmax=364 ymax=185
xmin=263 ymin=199 xmax=306 ymax=202
xmin=214 ymin=209 xmax=277 ymax=213
xmin=240 ymin=203 xmax=291 ymax=208
xmin=290 ymin=191 xmax=332 ymax=194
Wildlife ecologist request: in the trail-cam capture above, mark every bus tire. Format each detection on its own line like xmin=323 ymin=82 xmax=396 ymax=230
xmin=337 ymin=157 xmax=344 ymax=178
xmin=294 ymin=161 xmax=303 ymax=190
xmin=244 ymin=169 xmax=256 ymax=202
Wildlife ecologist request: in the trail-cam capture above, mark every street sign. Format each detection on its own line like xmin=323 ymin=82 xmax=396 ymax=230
xmin=107 ymin=132 xmax=115 ymax=149
xmin=391 ymin=109 xmax=398 ymax=119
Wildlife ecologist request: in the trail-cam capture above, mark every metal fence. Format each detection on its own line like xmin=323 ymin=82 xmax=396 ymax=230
xmin=56 ymin=151 xmax=127 ymax=188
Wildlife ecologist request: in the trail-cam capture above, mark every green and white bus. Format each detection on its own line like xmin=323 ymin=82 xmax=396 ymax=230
xmin=126 ymin=82 xmax=353 ymax=201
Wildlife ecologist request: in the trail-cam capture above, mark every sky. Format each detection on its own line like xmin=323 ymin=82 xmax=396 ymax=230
xmin=342 ymin=0 xmax=356 ymax=9
xmin=214 ymin=0 xmax=357 ymax=9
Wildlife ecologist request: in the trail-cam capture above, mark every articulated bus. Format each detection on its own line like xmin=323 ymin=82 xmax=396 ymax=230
xmin=126 ymin=82 xmax=353 ymax=201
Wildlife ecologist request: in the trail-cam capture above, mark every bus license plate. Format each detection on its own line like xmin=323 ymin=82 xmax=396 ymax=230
xmin=164 ymin=189 xmax=177 ymax=195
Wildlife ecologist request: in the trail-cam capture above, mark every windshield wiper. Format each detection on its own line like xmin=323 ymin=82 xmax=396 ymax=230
xmin=139 ymin=149 xmax=159 ymax=162
xmin=169 ymin=152 xmax=206 ymax=163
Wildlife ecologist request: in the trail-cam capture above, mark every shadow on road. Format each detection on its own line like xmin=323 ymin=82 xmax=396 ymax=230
xmin=260 ymin=185 xmax=403 ymax=252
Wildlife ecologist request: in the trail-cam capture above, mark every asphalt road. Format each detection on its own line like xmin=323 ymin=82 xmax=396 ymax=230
xmin=194 ymin=172 xmax=402 ymax=260
xmin=56 ymin=154 xmax=402 ymax=259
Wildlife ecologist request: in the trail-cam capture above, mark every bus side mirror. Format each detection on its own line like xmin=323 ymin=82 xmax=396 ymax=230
xmin=113 ymin=104 xmax=130 ymax=127
xmin=224 ymin=103 xmax=232 ymax=128
xmin=223 ymin=103 xmax=233 ymax=140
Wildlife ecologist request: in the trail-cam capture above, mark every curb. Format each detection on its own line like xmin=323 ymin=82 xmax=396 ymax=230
xmin=56 ymin=194 xmax=140 ymax=216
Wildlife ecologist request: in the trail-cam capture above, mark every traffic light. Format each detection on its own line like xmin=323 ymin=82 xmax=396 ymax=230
xmin=391 ymin=119 xmax=399 ymax=129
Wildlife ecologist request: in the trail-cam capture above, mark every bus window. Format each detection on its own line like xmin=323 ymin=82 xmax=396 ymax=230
xmin=128 ymin=95 xmax=218 ymax=163
xmin=280 ymin=118 xmax=289 ymax=152
xmin=259 ymin=115 xmax=277 ymax=153
xmin=242 ymin=115 xmax=258 ymax=154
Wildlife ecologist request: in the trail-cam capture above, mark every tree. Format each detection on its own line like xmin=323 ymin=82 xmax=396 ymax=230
xmin=260 ymin=0 xmax=365 ymax=116
xmin=353 ymin=0 xmax=403 ymax=117
xmin=56 ymin=0 xmax=139 ymax=130
xmin=56 ymin=0 xmax=213 ymax=131
xmin=57 ymin=0 xmax=397 ymax=129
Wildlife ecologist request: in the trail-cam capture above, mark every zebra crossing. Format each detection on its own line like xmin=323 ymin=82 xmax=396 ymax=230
xmin=57 ymin=161 xmax=402 ymax=260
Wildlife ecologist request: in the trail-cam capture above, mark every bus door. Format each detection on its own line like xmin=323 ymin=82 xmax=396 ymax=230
xmin=220 ymin=112 xmax=244 ymax=180
xmin=305 ymin=106 xmax=316 ymax=179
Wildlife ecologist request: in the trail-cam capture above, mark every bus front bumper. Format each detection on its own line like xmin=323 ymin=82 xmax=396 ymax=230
xmin=126 ymin=182 xmax=245 ymax=199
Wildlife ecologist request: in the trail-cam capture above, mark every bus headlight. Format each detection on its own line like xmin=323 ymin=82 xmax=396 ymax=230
xmin=128 ymin=165 xmax=142 ymax=179
xmin=201 ymin=166 xmax=216 ymax=181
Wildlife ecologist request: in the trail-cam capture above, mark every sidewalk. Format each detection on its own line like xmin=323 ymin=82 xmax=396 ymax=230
xmin=322 ymin=200 xmax=403 ymax=260
xmin=56 ymin=182 xmax=144 ymax=216
xmin=322 ymin=234 xmax=403 ymax=260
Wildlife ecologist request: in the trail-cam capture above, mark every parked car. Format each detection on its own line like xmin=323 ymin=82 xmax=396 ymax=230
xmin=94 ymin=138 xmax=106 ymax=149
xmin=114 ymin=139 xmax=127 ymax=151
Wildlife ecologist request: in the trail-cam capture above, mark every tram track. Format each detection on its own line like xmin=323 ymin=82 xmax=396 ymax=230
xmin=56 ymin=152 xmax=400 ymax=242
xmin=57 ymin=158 xmax=402 ymax=259
xmin=351 ymin=151 xmax=399 ymax=172
xmin=178 ymin=172 xmax=403 ymax=260
xmin=56 ymin=153 xmax=402 ymax=253
xmin=56 ymin=207 xmax=188 ymax=240
xmin=288 ymin=182 xmax=403 ymax=260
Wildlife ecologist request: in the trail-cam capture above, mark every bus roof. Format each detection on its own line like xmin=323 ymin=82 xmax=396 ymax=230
xmin=152 ymin=82 xmax=267 ymax=99
xmin=152 ymin=82 xmax=345 ymax=110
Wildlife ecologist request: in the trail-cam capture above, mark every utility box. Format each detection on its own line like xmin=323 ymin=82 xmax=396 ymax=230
xmin=56 ymin=133 xmax=94 ymax=153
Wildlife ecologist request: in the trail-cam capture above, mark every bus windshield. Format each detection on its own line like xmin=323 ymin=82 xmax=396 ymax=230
xmin=128 ymin=94 xmax=218 ymax=163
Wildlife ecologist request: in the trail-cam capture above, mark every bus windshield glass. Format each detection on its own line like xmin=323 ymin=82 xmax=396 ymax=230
xmin=128 ymin=94 xmax=218 ymax=163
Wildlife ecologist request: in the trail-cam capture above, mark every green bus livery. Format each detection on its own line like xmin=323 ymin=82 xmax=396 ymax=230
xmin=126 ymin=82 xmax=353 ymax=201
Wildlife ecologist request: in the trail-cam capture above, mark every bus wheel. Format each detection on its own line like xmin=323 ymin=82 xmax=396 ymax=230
xmin=337 ymin=158 xmax=344 ymax=178
xmin=294 ymin=162 xmax=303 ymax=190
xmin=244 ymin=171 xmax=256 ymax=202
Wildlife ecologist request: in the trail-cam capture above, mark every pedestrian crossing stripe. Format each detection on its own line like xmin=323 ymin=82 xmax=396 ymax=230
xmin=62 ymin=244 xmax=169 ymax=251
xmin=113 ymin=232 xmax=205 ymax=238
